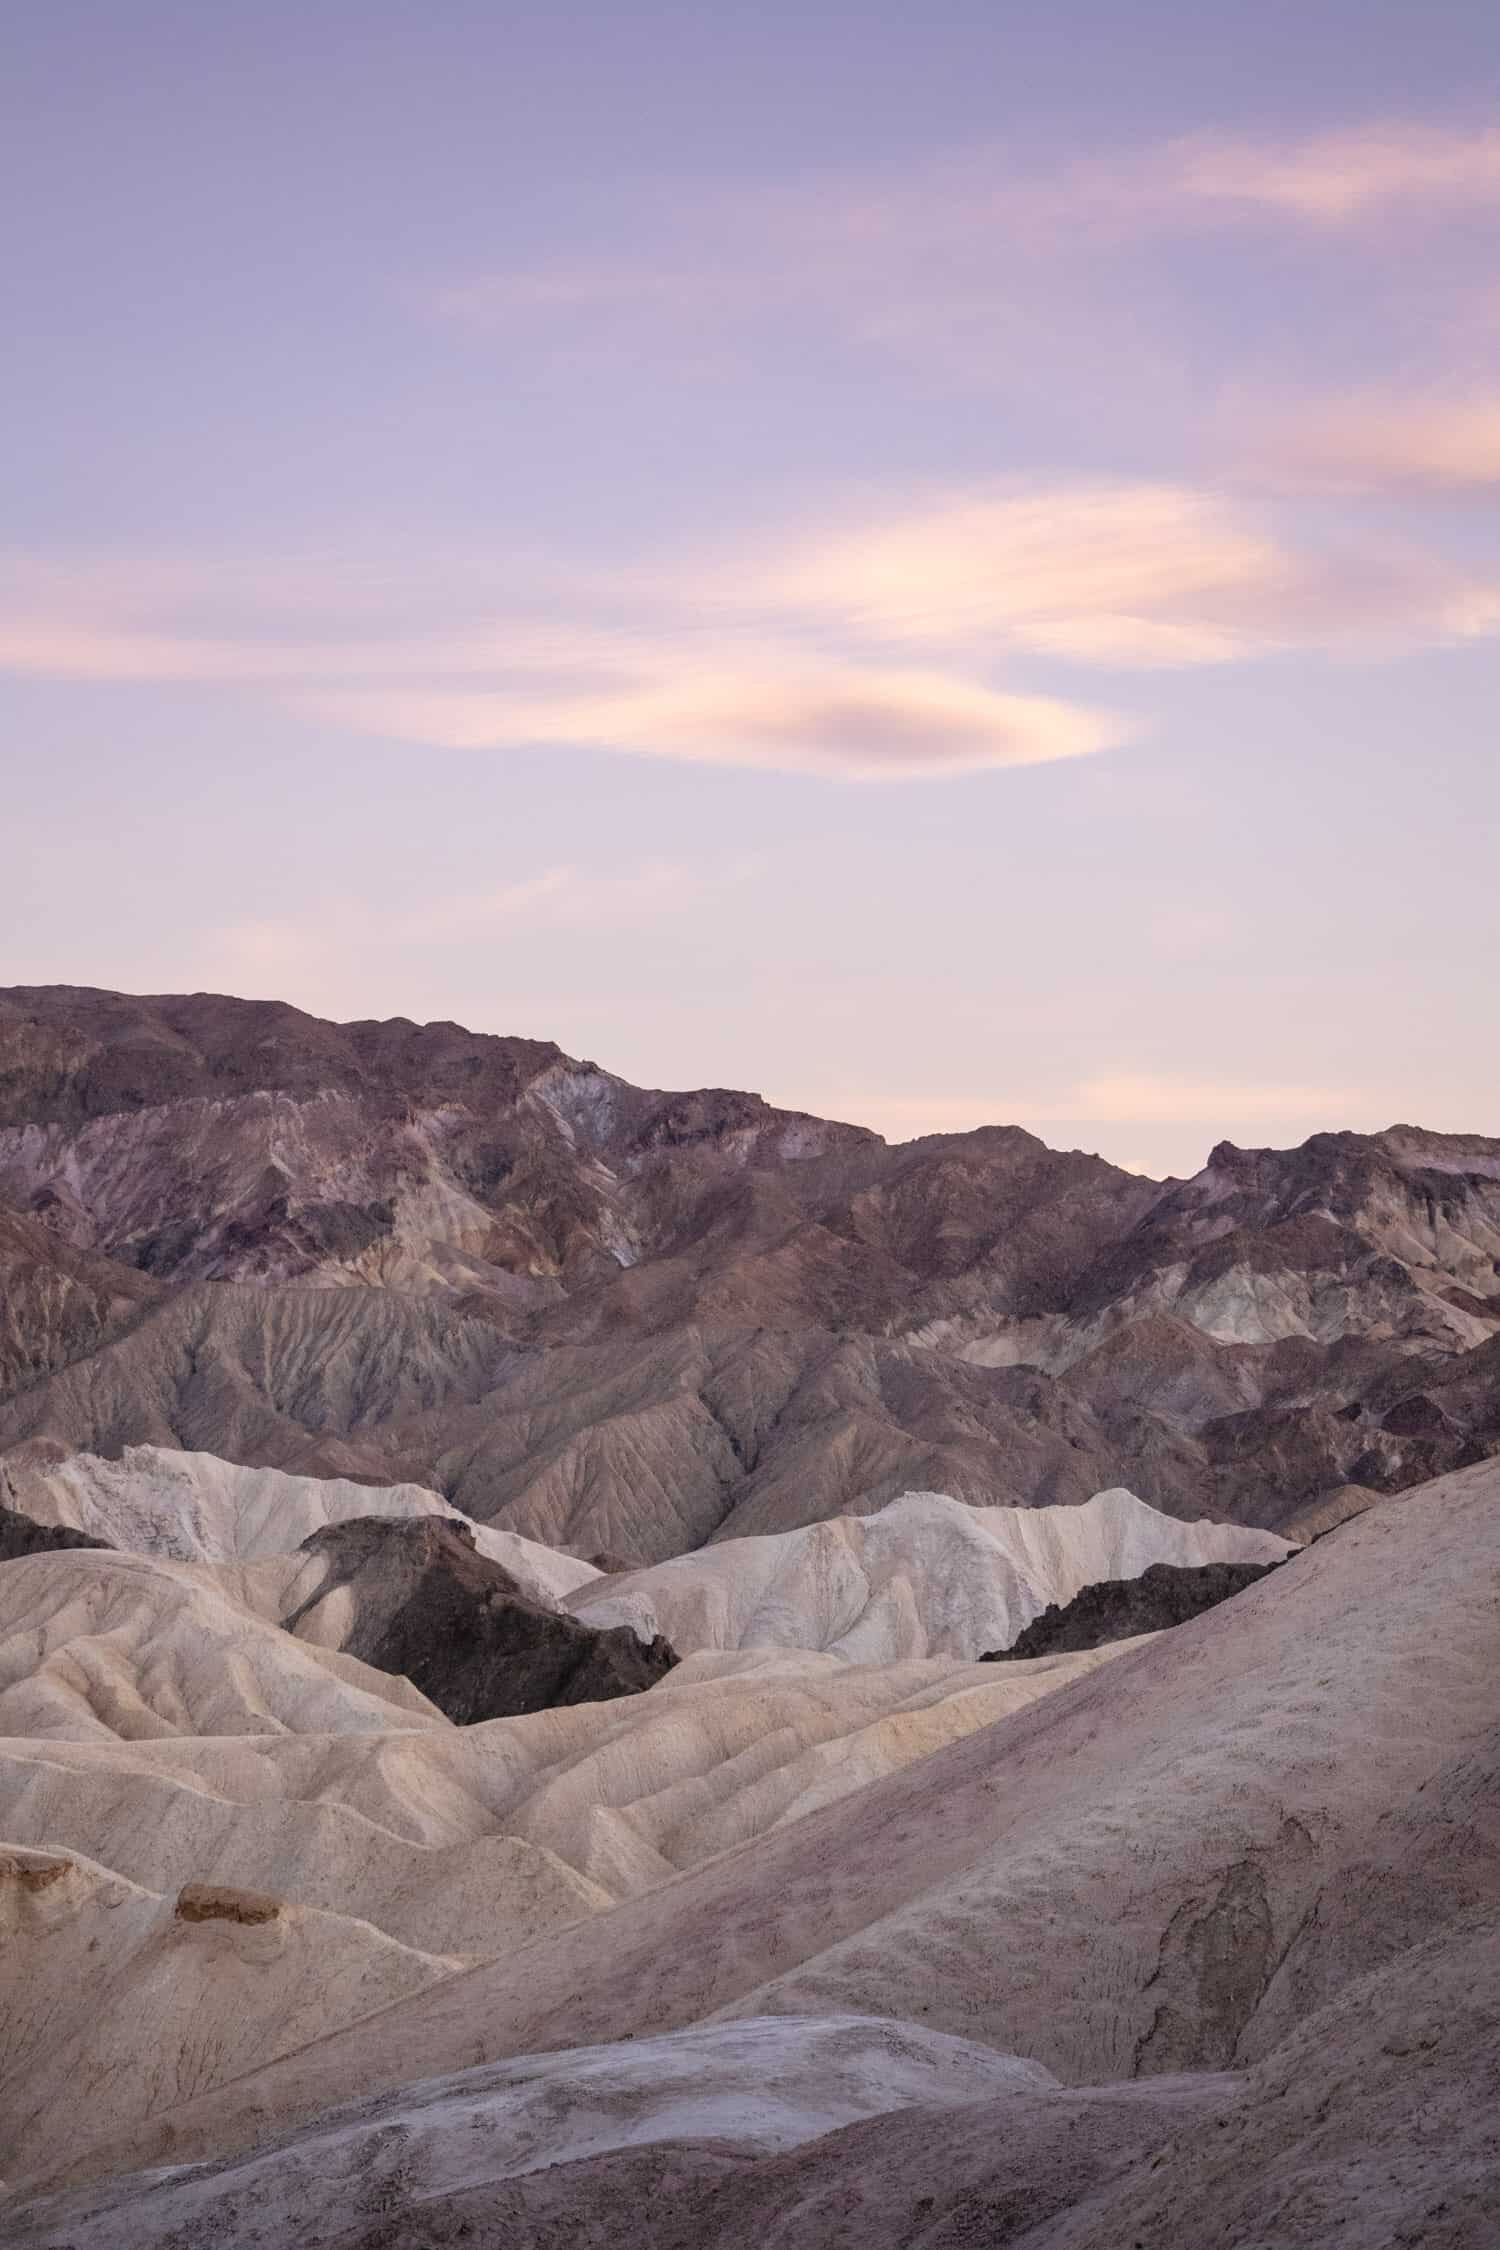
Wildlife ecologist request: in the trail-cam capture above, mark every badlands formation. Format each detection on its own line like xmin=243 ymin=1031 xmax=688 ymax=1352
xmin=0 ymin=986 xmax=1496 ymax=2245
xmin=563 ymin=1484 xmax=1290 ymax=1658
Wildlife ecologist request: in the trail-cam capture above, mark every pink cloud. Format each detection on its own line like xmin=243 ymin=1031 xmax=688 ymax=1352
xmin=1246 ymin=392 xmax=1500 ymax=494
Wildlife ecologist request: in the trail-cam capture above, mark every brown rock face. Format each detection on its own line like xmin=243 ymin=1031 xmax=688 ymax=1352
xmin=0 ymin=1850 xmax=73 ymax=1894
xmin=175 ymin=1884 xmax=283 ymax=1926
xmin=0 ymin=985 xmax=1497 ymax=1548
xmin=282 ymin=1515 xmax=678 ymax=1721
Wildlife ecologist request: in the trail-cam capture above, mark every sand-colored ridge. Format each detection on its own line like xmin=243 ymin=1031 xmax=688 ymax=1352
xmin=567 ymin=1485 xmax=1292 ymax=1658
xmin=0 ymin=1544 xmax=447 ymax=1740
xmin=0 ymin=1631 xmax=1131 ymax=1957
xmin=73 ymin=1460 xmax=1495 ymax=2192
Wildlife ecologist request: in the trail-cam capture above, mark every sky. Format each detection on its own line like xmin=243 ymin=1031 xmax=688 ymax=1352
xmin=3 ymin=1 xmax=1498 ymax=1177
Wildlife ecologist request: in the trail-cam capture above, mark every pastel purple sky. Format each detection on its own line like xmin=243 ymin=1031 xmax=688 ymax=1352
xmin=4 ymin=0 xmax=1498 ymax=1175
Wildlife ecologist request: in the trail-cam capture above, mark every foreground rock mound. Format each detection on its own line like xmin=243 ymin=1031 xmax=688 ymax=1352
xmin=93 ymin=1459 xmax=1498 ymax=2187
xmin=0 ymin=1845 xmax=456 ymax=2195
xmin=3 ymin=2014 xmax=1065 ymax=2242
xmin=985 ymin=1556 xmax=1286 ymax=1660
xmin=567 ymin=1488 xmax=1291 ymax=1660
xmin=11 ymin=1922 xmax=1496 ymax=2249
xmin=278 ymin=1515 xmax=677 ymax=1722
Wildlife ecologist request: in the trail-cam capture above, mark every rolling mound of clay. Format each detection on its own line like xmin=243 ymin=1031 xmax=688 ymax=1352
xmin=566 ymin=1487 xmax=1292 ymax=1659
xmin=0 ymin=1633 xmax=1129 ymax=1958
xmin=0 ymin=1844 xmax=457 ymax=2195
xmin=0 ymin=1546 xmax=446 ymax=1740
xmin=95 ymin=1461 xmax=1496 ymax=2188
xmin=12 ymin=1918 xmax=1496 ymax=2249
xmin=3 ymin=2015 xmax=1057 ymax=2237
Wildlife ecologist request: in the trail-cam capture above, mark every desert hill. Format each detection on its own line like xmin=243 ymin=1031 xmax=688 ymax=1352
xmin=0 ymin=1458 xmax=1493 ymax=2243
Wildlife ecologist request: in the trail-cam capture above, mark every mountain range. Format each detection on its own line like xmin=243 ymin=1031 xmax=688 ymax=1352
xmin=3 ymin=983 xmax=1499 ymax=1558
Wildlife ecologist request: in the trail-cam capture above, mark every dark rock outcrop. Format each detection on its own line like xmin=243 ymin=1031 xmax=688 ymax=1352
xmin=0 ymin=1503 xmax=111 ymax=1563
xmin=281 ymin=1516 xmax=678 ymax=1722
xmin=984 ymin=1556 xmax=1287 ymax=1660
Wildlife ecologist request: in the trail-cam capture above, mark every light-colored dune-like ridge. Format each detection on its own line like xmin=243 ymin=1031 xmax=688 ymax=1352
xmin=3 ymin=2015 xmax=1058 ymax=2237
xmin=567 ymin=1486 xmax=1292 ymax=1658
xmin=94 ymin=1461 xmax=1496 ymax=2189
xmin=0 ymin=1546 xmax=446 ymax=1741
xmin=1 ymin=1443 xmax=600 ymax=1604
xmin=0 ymin=1628 xmax=1131 ymax=1957
xmin=0 ymin=1844 xmax=459 ymax=2195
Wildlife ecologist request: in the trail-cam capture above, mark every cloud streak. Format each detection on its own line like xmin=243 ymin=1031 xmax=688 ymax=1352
xmin=812 ymin=1074 xmax=1363 ymax=1145
xmin=740 ymin=481 xmax=1497 ymax=668
xmin=439 ymin=119 xmax=1500 ymax=340
xmin=308 ymin=665 xmax=1126 ymax=780
xmin=1246 ymin=392 xmax=1500 ymax=495
xmin=1 ymin=464 xmax=1495 ymax=780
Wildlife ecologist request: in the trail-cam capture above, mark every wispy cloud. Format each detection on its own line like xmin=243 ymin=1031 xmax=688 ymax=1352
xmin=2 ymin=459 xmax=1496 ymax=781
xmin=308 ymin=665 xmax=1126 ymax=779
xmin=438 ymin=119 xmax=1500 ymax=341
xmin=740 ymin=481 xmax=1495 ymax=668
xmin=209 ymin=858 xmax=755 ymax=987
xmin=810 ymin=1074 xmax=1361 ymax=1144
xmin=1246 ymin=391 xmax=1500 ymax=495
xmin=1106 ymin=120 xmax=1500 ymax=226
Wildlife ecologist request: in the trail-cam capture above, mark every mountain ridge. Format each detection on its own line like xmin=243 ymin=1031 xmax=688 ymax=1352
xmin=1 ymin=985 xmax=1497 ymax=1548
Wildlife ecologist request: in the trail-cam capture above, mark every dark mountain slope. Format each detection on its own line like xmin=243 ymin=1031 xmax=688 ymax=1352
xmin=0 ymin=986 xmax=1497 ymax=1550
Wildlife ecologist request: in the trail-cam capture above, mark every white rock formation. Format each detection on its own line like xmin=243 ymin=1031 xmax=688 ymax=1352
xmin=1 ymin=1445 xmax=600 ymax=1604
xmin=0 ymin=1598 xmax=1128 ymax=1954
xmin=567 ymin=1486 xmax=1292 ymax=1659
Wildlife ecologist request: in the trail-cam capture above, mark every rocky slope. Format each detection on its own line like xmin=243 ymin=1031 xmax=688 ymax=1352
xmin=272 ymin=1515 xmax=677 ymax=1722
xmin=986 ymin=1554 xmax=1286 ymax=1659
xmin=2 ymin=986 xmax=1498 ymax=1543
xmin=119 ymin=1462 xmax=1495 ymax=2136
xmin=12 ymin=1928 xmax=1495 ymax=2250
xmin=4 ymin=1459 xmax=1495 ymax=2242
xmin=0 ymin=1847 xmax=458 ymax=2198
